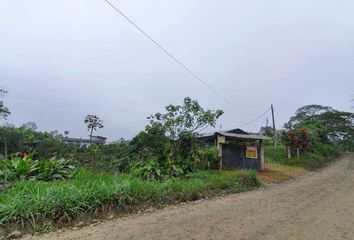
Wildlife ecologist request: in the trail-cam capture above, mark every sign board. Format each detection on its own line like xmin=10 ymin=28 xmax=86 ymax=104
xmin=246 ymin=146 xmax=258 ymax=159
xmin=217 ymin=135 xmax=226 ymax=144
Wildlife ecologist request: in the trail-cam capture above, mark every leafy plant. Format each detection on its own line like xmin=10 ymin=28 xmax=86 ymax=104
xmin=0 ymin=156 xmax=76 ymax=185
xmin=196 ymin=146 xmax=218 ymax=169
xmin=130 ymin=97 xmax=223 ymax=180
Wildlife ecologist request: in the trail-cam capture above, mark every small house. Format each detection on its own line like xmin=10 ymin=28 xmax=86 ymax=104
xmin=198 ymin=128 xmax=270 ymax=171
xmin=62 ymin=135 xmax=107 ymax=146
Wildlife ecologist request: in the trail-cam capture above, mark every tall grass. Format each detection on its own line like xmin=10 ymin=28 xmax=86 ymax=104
xmin=0 ymin=169 xmax=260 ymax=228
xmin=264 ymin=142 xmax=339 ymax=170
xmin=286 ymin=143 xmax=339 ymax=170
xmin=264 ymin=144 xmax=287 ymax=164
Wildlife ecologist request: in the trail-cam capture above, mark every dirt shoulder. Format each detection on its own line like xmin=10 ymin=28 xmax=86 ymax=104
xmin=25 ymin=153 xmax=354 ymax=240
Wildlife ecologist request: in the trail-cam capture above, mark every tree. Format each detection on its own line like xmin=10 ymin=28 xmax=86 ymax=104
xmin=50 ymin=130 xmax=64 ymax=140
xmin=84 ymin=115 xmax=104 ymax=141
xmin=285 ymin=104 xmax=354 ymax=149
xmin=281 ymin=128 xmax=311 ymax=152
xmin=285 ymin=104 xmax=334 ymax=129
xmin=0 ymin=89 xmax=10 ymax=119
xmin=20 ymin=121 xmax=38 ymax=131
xmin=147 ymin=97 xmax=223 ymax=139
xmin=0 ymin=127 xmax=24 ymax=158
xmin=130 ymin=97 xmax=224 ymax=180
xmin=259 ymin=126 xmax=275 ymax=138
xmin=146 ymin=97 xmax=223 ymax=157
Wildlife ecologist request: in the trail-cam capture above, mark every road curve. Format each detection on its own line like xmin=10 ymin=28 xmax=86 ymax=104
xmin=28 ymin=153 xmax=354 ymax=240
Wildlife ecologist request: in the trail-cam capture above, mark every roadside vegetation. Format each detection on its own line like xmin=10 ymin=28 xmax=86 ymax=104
xmin=0 ymin=94 xmax=353 ymax=236
xmin=0 ymin=170 xmax=259 ymax=227
xmin=0 ymin=97 xmax=261 ymax=236
xmin=261 ymin=104 xmax=352 ymax=183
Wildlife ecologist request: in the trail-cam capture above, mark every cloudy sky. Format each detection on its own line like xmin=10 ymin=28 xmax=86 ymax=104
xmin=1 ymin=0 xmax=353 ymax=141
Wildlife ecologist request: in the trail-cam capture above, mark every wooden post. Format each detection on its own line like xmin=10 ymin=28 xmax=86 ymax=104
xmin=296 ymin=148 xmax=300 ymax=157
xmin=271 ymin=104 xmax=277 ymax=148
xmin=217 ymin=134 xmax=225 ymax=171
xmin=260 ymin=140 xmax=265 ymax=171
xmin=287 ymin=146 xmax=291 ymax=159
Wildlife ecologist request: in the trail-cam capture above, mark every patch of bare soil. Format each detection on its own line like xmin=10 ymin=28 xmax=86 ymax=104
xmin=24 ymin=153 xmax=354 ymax=240
xmin=259 ymin=162 xmax=307 ymax=184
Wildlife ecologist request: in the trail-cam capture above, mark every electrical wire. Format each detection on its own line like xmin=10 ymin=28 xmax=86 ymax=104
xmin=6 ymin=95 xmax=149 ymax=115
xmin=230 ymin=107 xmax=271 ymax=128
xmin=102 ymin=0 xmax=234 ymax=106
xmin=6 ymin=94 xmax=271 ymax=130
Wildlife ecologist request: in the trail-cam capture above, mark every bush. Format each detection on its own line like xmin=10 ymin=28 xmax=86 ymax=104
xmin=0 ymin=156 xmax=76 ymax=185
xmin=196 ymin=146 xmax=218 ymax=169
xmin=286 ymin=143 xmax=339 ymax=170
xmin=132 ymin=155 xmax=197 ymax=181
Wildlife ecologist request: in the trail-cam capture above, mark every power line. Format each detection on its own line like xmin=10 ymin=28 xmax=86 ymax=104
xmin=6 ymin=95 xmax=149 ymax=115
xmin=8 ymin=94 xmax=271 ymax=130
xmin=232 ymin=107 xmax=271 ymax=128
xmin=102 ymin=0 xmax=234 ymax=106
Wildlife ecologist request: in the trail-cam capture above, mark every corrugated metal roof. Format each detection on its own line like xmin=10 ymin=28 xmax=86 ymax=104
xmin=198 ymin=128 xmax=249 ymax=138
xmin=218 ymin=132 xmax=270 ymax=140
xmin=198 ymin=128 xmax=270 ymax=140
xmin=198 ymin=132 xmax=216 ymax=138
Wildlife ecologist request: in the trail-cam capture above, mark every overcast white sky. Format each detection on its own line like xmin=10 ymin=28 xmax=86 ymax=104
xmin=1 ymin=0 xmax=353 ymax=141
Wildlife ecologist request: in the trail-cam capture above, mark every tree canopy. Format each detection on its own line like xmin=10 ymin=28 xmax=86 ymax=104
xmin=84 ymin=115 xmax=104 ymax=139
xmin=147 ymin=97 xmax=223 ymax=140
xmin=0 ymin=89 xmax=10 ymax=119
xmin=285 ymin=104 xmax=354 ymax=148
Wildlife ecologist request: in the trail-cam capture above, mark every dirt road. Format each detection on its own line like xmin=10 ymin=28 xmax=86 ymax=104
xmin=29 ymin=153 xmax=354 ymax=240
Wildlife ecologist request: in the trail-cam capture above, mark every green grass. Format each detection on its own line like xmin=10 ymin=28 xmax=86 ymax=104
xmin=0 ymin=169 xmax=260 ymax=229
xmin=264 ymin=143 xmax=339 ymax=170
xmin=264 ymin=144 xmax=287 ymax=164
xmin=286 ymin=144 xmax=339 ymax=170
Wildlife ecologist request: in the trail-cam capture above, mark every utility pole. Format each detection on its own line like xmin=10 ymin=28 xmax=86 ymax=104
xmin=0 ymin=91 xmax=8 ymax=158
xmin=271 ymin=104 xmax=276 ymax=148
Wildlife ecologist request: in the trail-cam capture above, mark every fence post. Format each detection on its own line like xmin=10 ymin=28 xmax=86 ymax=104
xmin=260 ymin=140 xmax=265 ymax=171
xmin=287 ymin=146 xmax=291 ymax=159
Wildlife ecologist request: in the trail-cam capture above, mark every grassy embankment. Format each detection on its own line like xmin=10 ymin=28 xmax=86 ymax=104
xmin=0 ymin=169 xmax=260 ymax=235
xmin=259 ymin=143 xmax=339 ymax=183
xmin=0 ymin=143 xmax=339 ymax=235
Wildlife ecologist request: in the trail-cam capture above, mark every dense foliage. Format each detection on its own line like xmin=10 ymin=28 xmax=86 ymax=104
xmin=284 ymin=104 xmax=354 ymax=149
xmin=0 ymin=156 xmax=76 ymax=185
xmin=0 ymin=89 xmax=10 ymax=119
xmin=0 ymin=97 xmax=223 ymax=181
xmin=281 ymin=128 xmax=311 ymax=151
xmin=261 ymin=104 xmax=349 ymax=170
xmin=130 ymin=97 xmax=223 ymax=179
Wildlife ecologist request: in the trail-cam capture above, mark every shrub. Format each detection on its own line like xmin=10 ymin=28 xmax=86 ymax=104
xmin=286 ymin=143 xmax=339 ymax=170
xmin=0 ymin=156 xmax=76 ymax=185
xmin=196 ymin=146 xmax=218 ymax=169
xmin=132 ymin=155 xmax=197 ymax=181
